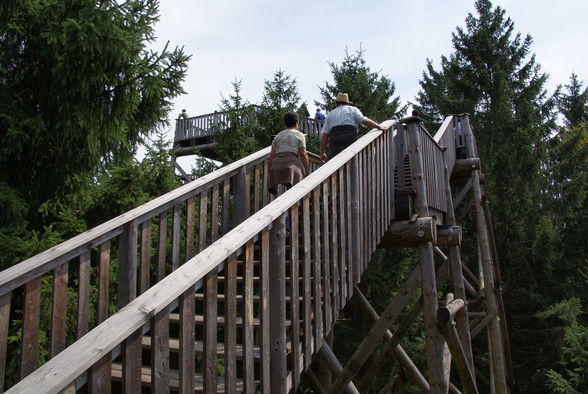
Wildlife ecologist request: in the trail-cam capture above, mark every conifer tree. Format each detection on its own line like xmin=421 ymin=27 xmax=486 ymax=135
xmin=257 ymin=69 xmax=301 ymax=147
xmin=213 ymin=79 xmax=258 ymax=164
xmin=557 ymin=73 xmax=588 ymax=127
xmin=0 ymin=0 xmax=189 ymax=231
xmin=416 ymin=0 xmax=559 ymax=389
xmin=319 ymin=47 xmax=402 ymax=123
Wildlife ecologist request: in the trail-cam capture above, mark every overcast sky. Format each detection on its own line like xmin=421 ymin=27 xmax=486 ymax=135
xmin=152 ymin=0 xmax=586 ymax=121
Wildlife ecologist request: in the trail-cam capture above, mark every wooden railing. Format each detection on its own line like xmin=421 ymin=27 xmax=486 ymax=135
xmin=0 ymin=146 xmax=293 ymax=392
xmin=174 ymin=111 xmax=325 ymax=142
xmin=6 ymin=119 xmax=396 ymax=393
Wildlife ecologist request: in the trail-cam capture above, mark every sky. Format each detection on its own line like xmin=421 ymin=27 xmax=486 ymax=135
xmin=148 ymin=0 xmax=587 ymax=166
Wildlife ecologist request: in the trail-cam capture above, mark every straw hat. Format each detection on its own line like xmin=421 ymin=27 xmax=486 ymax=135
xmin=335 ymin=93 xmax=353 ymax=105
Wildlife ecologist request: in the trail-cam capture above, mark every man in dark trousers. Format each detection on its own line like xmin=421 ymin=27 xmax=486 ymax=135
xmin=319 ymin=93 xmax=386 ymax=162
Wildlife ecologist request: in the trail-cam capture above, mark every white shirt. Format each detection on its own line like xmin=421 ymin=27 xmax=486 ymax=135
xmin=320 ymin=105 xmax=365 ymax=135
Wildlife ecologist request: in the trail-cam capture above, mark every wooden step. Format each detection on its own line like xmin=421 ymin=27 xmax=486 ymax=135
xmin=141 ymin=336 xmax=261 ymax=359
xmin=111 ymin=363 xmax=252 ymax=393
xmin=193 ymin=293 xmax=303 ymax=302
xmin=168 ymin=313 xmax=293 ymax=327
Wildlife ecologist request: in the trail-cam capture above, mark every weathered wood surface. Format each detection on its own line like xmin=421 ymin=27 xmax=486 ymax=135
xmin=379 ymin=216 xmax=437 ymax=247
xmin=3 ymin=116 xmax=503 ymax=394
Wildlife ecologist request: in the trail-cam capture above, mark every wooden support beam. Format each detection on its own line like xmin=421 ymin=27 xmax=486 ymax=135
xmin=436 ymin=225 xmax=462 ymax=247
xmin=353 ymin=285 xmax=429 ymax=393
xmin=378 ymin=217 xmax=437 ymax=248
xmin=303 ymin=369 xmax=327 ymax=394
xmin=327 ymin=265 xmax=422 ymax=393
xmin=453 ymin=158 xmax=481 ymax=175
xmin=470 ymin=313 xmax=497 ymax=340
xmin=462 ymin=116 xmax=509 ymax=393
xmin=438 ymin=319 xmax=479 ymax=394
xmin=318 ymin=340 xmax=360 ymax=394
xmin=453 ymin=179 xmax=472 ymax=209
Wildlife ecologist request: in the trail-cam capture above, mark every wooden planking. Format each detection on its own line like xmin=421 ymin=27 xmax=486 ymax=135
xmin=98 ymin=241 xmax=110 ymax=324
xmin=171 ymin=205 xmax=181 ymax=271
xmin=150 ymin=308 xmax=170 ymax=393
xmin=350 ymin=157 xmax=361 ymax=286
xmin=302 ymin=196 xmax=312 ymax=371
xmin=262 ymin=160 xmax=269 ymax=208
xmin=260 ymin=230 xmax=271 ymax=392
xmin=345 ymin=163 xmax=353 ymax=297
xmin=330 ymin=175 xmax=339 ymax=320
xmin=77 ymin=251 xmax=91 ymax=339
xmin=199 ymin=191 xmax=209 ymax=252
xmin=321 ymin=180 xmax=332 ymax=333
xmin=20 ymin=277 xmax=41 ymax=379
xmin=51 ymin=262 xmax=68 ymax=357
xmin=243 ymin=240 xmax=255 ymax=393
xmin=312 ymin=188 xmax=323 ymax=350
xmin=224 ymin=256 xmax=237 ymax=393
xmin=140 ymin=219 xmax=152 ymax=294
xmin=0 ymin=292 xmax=11 ymax=392
xmin=338 ymin=169 xmax=348 ymax=308
xmin=203 ymin=266 xmax=218 ymax=393
xmin=290 ymin=204 xmax=300 ymax=391
xmin=179 ymin=286 xmax=195 ymax=393
xmin=156 ymin=211 xmax=167 ymax=282
xmin=185 ymin=198 xmax=195 ymax=260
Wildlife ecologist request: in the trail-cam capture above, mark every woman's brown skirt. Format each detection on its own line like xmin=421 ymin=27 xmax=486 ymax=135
xmin=268 ymin=152 xmax=306 ymax=195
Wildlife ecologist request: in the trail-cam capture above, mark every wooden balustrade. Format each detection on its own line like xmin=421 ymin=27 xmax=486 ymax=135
xmin=1 ymin=114 xmax=476 ymax=393
xmin=6 ymin=120 xmax=396 ymax=393
xmin=0 ymin=147 xmax=279 ymax=391
xmin=175 ymin=111 xmax=325 ymax=142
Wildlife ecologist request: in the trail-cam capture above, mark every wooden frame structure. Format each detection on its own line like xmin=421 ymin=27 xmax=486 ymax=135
xmin=0 ymin=114 xmax=512 ymax=393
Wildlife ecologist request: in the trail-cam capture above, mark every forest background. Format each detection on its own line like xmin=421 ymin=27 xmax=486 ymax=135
xmin=0 ymin=0 xmax=586 ymax=392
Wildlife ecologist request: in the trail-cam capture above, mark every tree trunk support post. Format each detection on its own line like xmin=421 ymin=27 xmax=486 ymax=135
xmin=405 ymin=117 xmax=447 ymax=393
xmin=461 ymin=115 xmax=509 ymax=393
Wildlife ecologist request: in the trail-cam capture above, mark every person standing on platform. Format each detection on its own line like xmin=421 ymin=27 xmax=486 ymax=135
xmin=268 ymin=111 xmax=310 ymax=195
xmin=319 ymin=93 xmax=387 ymax=163
xmin=314 ymin=107 xmax=326 ymax=121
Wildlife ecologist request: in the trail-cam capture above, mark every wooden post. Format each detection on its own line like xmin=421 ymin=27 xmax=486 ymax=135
xmin=118 ymin=220 xmax=137 ymax=307
xmin=269 ymin=211 xmax=287 ymax=393
xmin=350 ymin=156 xmax=361 ymax=285
xmin=234 ymin=166 xmax=249 ymax=225
xmin=405 ymin=117 xmax=447 ymax=393
xmin=462 ymin=116 xmax=508 ymax=393
xmin=319 ymin=332 xmax=334 ymax=392
xmin=443 ymin=157 xmax=475 ymax=373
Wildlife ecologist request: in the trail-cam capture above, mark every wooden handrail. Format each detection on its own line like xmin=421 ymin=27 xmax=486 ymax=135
xmin=7 ymin=120 xmax=396 ymax=393
xmin=0 ymin=147 xmax=270 ymax=296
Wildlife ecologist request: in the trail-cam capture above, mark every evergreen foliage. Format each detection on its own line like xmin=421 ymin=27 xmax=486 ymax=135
xmin=557 ymin=73 xmax=588 ymax=127
xmin=318 ymin=47 xmax=403 ymax=123
xmin=257 ymin=69 xmax=301 ymax=147
xmin=212 ymin=79 xmax=259 ymax=164
xmin=0 ymin=0 xmax=188 ymax=235
xmin=415 ymin=1 xmax=586 ymax=391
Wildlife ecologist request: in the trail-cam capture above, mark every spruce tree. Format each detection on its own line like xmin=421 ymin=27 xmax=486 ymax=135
xmin=416 ymin=0 xmax=559 ymax=390
xmin=0 ymin=0 xmax=188 ymax=230
xmin=257 ymin=69 xmax=301 ymax=147
xmin=557 ymin=73 xmax=588 ymax=127
xmin=318 ymin=47 xmax=402 ymax=124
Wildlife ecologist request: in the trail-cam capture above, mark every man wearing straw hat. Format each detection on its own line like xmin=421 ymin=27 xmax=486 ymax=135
xmin=319 ymin=93 xmax=387 ymax=162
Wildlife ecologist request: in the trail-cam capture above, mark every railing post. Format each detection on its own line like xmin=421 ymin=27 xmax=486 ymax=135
xmin=234 ymin=166 xmax=249 ymax=225
xmin=118 ymin=220 xmax=138 ymax=307
xmin=350 ymin=156 xmax=361 ymax=286
xmin=405 ymin=118 xmax=447 ymax=393
xmin=269 ymin=211 xmax=287 ymax=392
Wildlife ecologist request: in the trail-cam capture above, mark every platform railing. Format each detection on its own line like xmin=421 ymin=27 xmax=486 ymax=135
xmin=7 ymin=119 xmax=397 ymax=393
xmin=0 ymin=145 xmax=289 ymax=391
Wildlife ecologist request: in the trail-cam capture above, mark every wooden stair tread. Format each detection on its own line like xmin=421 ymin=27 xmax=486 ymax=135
xmin=168 ymin=313 xmax=293 ymax=326
xmin=110 ymin=362 xmax=252 ymax=392
xmin=140 ymin=336 xmax=262 ymax=359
